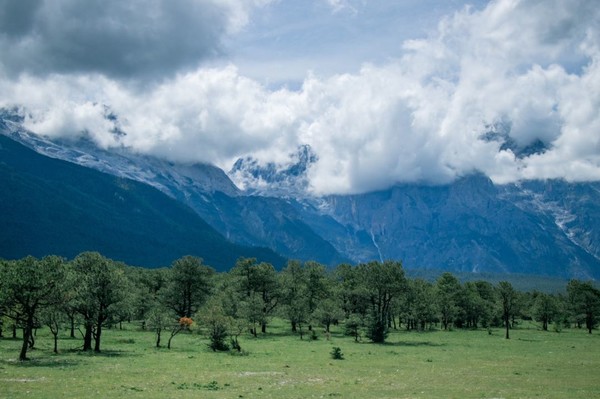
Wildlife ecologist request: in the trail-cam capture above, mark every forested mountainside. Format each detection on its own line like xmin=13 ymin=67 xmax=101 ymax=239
xmin=0 ymin=134 xmax=284 ymax=269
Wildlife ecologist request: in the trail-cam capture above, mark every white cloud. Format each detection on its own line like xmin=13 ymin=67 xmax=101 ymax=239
xmin=1 ymin=0 xmax=600 ymax=195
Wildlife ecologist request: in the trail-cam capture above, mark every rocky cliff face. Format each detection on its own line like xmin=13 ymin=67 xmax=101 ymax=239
xmin=500 ymin=180 xmax=600 ymax=265
xmin=311 ymin=174 xmax=600 ymax=278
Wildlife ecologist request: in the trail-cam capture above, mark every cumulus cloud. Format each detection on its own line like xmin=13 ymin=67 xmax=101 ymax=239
xmin=0 ymin=0 xmax=270 ymax=79
xmin=1 ymin=0 xmax=600 ymax=195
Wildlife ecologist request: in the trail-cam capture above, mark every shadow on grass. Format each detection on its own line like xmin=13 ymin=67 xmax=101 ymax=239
xmin=516 ymin=337 xmax=541 ymax=342
xmin=0 ymin=337 xmax=23 ymax=341
xmin=381 ymin=340 xmax=446 ymax=347
xmin=0 ymin=356 xmax=82 ymax=368
xmin=252 ymin=329 xmax=297 ymax=339
xmin=72 ymin=349 xmax=140 ymax=358
xmin=252 ymin=329 xmax=348 ymax=341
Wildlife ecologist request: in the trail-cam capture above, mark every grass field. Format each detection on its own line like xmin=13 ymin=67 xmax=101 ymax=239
xmin=1 ymin=320 xmax=599 ymax=398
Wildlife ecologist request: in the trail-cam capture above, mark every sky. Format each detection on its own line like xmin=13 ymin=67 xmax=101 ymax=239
xmin=0 ymin=0 xmax=599 ymax=195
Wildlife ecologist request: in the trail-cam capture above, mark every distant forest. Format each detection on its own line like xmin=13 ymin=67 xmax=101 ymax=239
xmin=1 ymin=252 xmax=599 ymax=361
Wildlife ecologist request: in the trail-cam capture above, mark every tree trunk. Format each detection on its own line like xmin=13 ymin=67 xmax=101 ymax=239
xmin=19 ymin=315 xmax=34 ymax=361
xmin=69 ymin=316 xmax=75 ymax=338
xmin=504 ymin=315 xmax=510 ymax=339
xmin=291 ymin=321 xmax=297 ymax=332
xmin=53 ymin=333 xmax=59 ymax=354
xmin=167 ymin=332 xmax=175 ymax=349
xmin=12 ymin=323 xmax=17 ymax=339
xmin=83 ymin=323 xmax=93 ymax=351
xmin=19 ymin=327 xmax=31 ymax=361
xmin=94 ymin=321 xmax=103 ymax=352
xmin=156 ymin=329 xmax=161 ymax=348
xmin=261 ymin=321 xmax=267 ymax=334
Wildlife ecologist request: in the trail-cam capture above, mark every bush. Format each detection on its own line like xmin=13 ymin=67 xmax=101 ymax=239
xmin=230 ymin=337 xmax=241 ymax=352
xmin=208 ymin=323 xmax=229 ymax=352
xmin=330 ymin=347 xmax=344 ymax=360
xmin=310 ymin=330 xmax=318 ymax=340
xmin=344 ymin=315 xmax=362 ymax=342
xmin=366 ymin=319 xmax=388 ymax=343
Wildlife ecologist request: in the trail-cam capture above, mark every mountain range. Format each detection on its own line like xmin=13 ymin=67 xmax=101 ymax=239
xmin=0 ymin=115 xmax=283 ymax=269
xmin=1 ymin=109 xmax=599 ymax=278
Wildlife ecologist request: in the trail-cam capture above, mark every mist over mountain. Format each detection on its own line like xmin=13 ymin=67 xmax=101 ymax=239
xmin=2 ymin=111 xmax=599 ymax=278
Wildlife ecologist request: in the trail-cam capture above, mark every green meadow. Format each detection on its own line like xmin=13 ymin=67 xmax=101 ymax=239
xmin=1 ymin=320 xmax=599 ymax=399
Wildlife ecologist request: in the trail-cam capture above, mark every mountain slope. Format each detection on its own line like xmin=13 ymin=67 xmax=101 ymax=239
xmin=311 ymin=174 xmax=600 ymax=279
xmin=0 ymin=115 xmax=347 ymax=266
xmin=0 ymin=134 xmax=284 ymax=269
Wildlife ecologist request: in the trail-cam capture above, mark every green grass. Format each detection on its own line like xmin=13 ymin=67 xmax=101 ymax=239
xmin=1 ymin=321 xmax=599 ymax=398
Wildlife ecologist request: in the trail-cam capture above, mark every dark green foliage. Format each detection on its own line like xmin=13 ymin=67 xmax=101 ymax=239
xmin=330 ymin=346 xmax=344 ymax=360
xmin=436 ymin=273 xmax=461 ymax=330
xmin=497 ymin=281 xmax=518 ymax=339
xmin=162 ymin=256 xmax=214 ymax=318
xmin=146 ymin=306 xmax=174 ymax=348
xmin=400 ymin=279 xmax=438 ymax=331
xmin=0 ymin=255 xmax=68 ymax=360
xmin=72 ymin=252 xmax=129 ymax=352
xmin=208 ymin=323 xmax=229 ymax=352
xmin=200 ymin=297 xmax=232 ymax=352
xmin=2 ymin=248 xmax=600 ymax=363
xmin=567 ymin=280 xmax=600 ymax=334
xmin=280 ymin=260 xmax=310 ymax=335
xmin=365 ymin=318 xmax=388 ymax=343
xmin=344 ymin=314 xmax=362 ymax=342
xmin=230 ymin=337 xmax=241 ymax=352
xmin=532 ymin=292 xmax=560 ymax=331
xmin=230 ymin=257 xmax=279 ymax=334
xmin=313 ymin=298 xmax=343 ymax=333
xmin=357 ymin=260 xmax=406 ymax=343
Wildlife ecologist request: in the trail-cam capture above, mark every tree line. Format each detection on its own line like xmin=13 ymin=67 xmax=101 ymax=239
xmin=1 ymin=252 xmax=599 ymax=361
